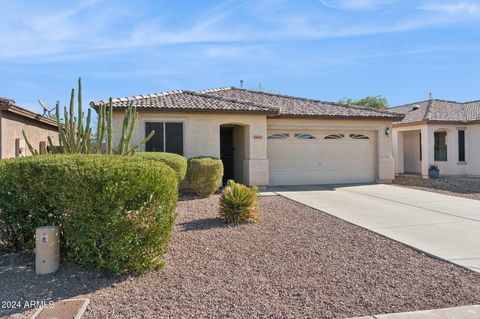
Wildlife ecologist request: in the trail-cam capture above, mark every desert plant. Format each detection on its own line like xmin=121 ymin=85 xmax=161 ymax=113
xmin=219 ymin=180 xmax=259 ymax=224
xmin=186 ymin=156 xmax=223 ymax=197
xmin=0 ymin=155 xmax=178 ymax=274
xmin=23 ymin=78 xmax=154 ymax=155
xmin=136 ymin=152 xmax=187 ymax=185
xmin=428 ymin=163 xmax=440 ymax=179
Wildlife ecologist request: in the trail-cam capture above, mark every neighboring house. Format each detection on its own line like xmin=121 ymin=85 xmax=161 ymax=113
xmin=91 ymin=88 xmax=403 ymax=186
xmin=0 ymin=97 xmax=58 ymax=158
xmin=392 ymin=98 xmax=480 ymax=177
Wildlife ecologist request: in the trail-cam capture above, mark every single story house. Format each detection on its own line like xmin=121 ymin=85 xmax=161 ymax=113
xmin=392 ymin=98 xmax=480 ymax=177
xmin=91 ymin=87 xmax=403 ymax=186
xmin=0 ymin=97 xmax=58 ymax=158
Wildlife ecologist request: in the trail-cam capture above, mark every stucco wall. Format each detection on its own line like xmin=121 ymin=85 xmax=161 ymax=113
xmin=115 ymin=112 xmax=398 ymax=185
xmin=0 ymin=110 xmax=58 ymax=159
xmin=393 ymin=123 xmax=473 ymax=177
xmin=466 ymin=123 xmax=480 ymax=176
xmin=112 ymin=111 xmax=269 ymax=186
xmin=267 ymin=118 xmax=396 ymax=182
xmin=403 ymin=130 xmax=421 ymax=174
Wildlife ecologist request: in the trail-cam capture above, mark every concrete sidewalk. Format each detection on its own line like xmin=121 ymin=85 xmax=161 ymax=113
xmin=272 ymin=184 xmax=480 ymax=273
xmin=350 ymin=305 xmax=480 ymax=318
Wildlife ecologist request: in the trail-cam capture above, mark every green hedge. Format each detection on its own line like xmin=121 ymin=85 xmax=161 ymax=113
xmin=0 ymin=155 xmax=178 ymax=274
xmin=186 ymin=156 xmax=223 ymax=197
xmin=136 ymin=152 xmax=187 ymax=185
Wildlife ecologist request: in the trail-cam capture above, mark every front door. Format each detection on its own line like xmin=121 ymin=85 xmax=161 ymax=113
xmin=220 ymin=127 xmax=235 ymax=183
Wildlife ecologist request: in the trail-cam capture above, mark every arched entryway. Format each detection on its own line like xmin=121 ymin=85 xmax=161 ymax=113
xmin=220 ymin=124 xmax=248 ymax=184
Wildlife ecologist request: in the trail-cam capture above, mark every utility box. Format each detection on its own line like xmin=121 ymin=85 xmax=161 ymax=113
xmin=35 ymin=226 xmax=60 ymax=275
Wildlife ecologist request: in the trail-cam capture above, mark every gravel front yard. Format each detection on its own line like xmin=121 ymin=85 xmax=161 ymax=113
xmin=2 ymin=195 xmax=480 ymax=318
xmin=394 ymin=175 xmax=480 ymax=200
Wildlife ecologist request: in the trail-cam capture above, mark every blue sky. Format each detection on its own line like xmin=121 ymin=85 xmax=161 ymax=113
xmin=1 ymin=0 xmax=480 ymax=113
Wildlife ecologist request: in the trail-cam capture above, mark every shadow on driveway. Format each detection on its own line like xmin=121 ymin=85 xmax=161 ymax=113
xmin=267 ymin=183 xmax=375 ymax=193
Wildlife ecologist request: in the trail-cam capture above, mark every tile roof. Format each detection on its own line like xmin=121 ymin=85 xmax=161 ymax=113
xmin=0 ymin=97 xmax=57 ymax=127
xmin=90 ymin=90 xmax=278 ymax=114
xmin=391 ymin=99 xmax=480 ymax=125
xmin=91 ymin=87 xmax=404 ymax=120
xmin=200 ymin=87 xmax=403 ymax=119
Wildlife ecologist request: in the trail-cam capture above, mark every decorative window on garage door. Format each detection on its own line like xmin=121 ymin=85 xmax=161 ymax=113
xmin=349 ymin=134 xmax=370 ymax=140
xmin=267 ymin=133 xmax=289 ymax=139
xmin=324 ymin=134 xmax=345 ymax=139
xmin=294 ymin=133 xmax=316 ymax=140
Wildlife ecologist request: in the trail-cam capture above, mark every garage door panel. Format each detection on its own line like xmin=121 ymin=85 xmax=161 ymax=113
xmin=269 ymin=173 xmax=294 ymax=186
xmin=268 ymin=130 xmax=375 ymax=186
xmin=269 ymin=158 xmax=294 ymax=170
xmin=321 ymin=143 xmax=373 ymax=157
xmin=267 ymin=142 xmax=317 ymax=157
xmin=270 ymin=158 xmax=322 ymax=171
xmin=319 ymin=158 xmax=372 ymax=170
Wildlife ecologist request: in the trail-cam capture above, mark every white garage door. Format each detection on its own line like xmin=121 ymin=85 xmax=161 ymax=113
xmin=267 ymin=131 xmax=375 ymax=186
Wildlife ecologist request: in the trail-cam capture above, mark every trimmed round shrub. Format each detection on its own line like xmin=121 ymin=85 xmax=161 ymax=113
xmin=136 ymin=152 xmax=187 ymax=185
xmin=186 ymin=156 xmax=223 ymax=197
xmin=0 ymin=155 xmax=178 ymax=274
xmin=219 ymin=180 xmax=260 ymax=224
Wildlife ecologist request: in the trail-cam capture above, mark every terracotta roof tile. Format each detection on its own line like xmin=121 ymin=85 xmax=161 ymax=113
xmin=391 ymin=99 xmax=480 ymax=124
xmin=201 ymin=87 xmax=403 ymax=119
xmin=90 ymin=90 xmax=278 ymax=114
xmin=0 ymin=97 xmax=57 ymax=127
xmin=91 ymin=87 xmax=404 ymax=120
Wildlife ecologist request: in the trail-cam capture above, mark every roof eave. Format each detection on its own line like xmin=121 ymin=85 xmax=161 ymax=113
xmin=270 ymin=114 xmax=404 ymax=121
xmin=102 ymin=106 xmax=278 ymax=116
xmin=393 ymin=119 xmax=470 ymax=127
xmin=0 ymin=103 xmax=58 ymax=128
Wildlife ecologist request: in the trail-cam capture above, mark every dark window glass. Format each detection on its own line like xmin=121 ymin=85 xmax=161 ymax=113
xmin=324 ymin=134 xmax=345 ymax=139
xmin=145 ymin=123 xmax=164 ymax=152
xmin=434 ymin=131 xmax=447 ymax=161
xmin=419 ymin=132 xmax=422 ymax=161
xmin=458 ymin=130 xmax=465 ymax=162
xmin=165 ymin=123 xmax=183 ymax=155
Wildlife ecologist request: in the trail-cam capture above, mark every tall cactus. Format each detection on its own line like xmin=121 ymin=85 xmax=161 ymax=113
xmin=21 ymin=130 xmax=39 ymax=155
xmin=23 ymin=78 xmax=153 ymax=155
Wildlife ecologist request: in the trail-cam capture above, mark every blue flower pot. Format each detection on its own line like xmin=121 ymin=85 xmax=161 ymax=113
xmin=428 ymin=169 xmax=440 ymax=179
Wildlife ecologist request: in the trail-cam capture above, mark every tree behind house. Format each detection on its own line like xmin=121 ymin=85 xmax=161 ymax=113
xmin=339 ymin=95 xmax=389 ymax=110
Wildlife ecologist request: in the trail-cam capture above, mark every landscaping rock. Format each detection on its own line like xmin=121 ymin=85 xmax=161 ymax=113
xmin=394 ymin=175 xmax=480 ymax=200
xmin=2 ymin=195 xmax=480 ymax=318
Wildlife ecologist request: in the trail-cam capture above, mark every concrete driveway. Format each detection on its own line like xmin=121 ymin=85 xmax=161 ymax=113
xmin=271 ymin=184 xmax=480 ymax=273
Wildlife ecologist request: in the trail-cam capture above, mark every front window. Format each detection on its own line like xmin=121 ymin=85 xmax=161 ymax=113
xmin=145 ymin=122 xmax=184 ymax=155
xmin=458 ymin=130 xmax=465 ymax=162
xmin=434 ymin=131 xmax=447 ymax=161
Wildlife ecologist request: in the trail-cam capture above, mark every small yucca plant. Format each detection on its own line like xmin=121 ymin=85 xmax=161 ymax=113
xmin=219 ymin=180 xmax=260 ymax=224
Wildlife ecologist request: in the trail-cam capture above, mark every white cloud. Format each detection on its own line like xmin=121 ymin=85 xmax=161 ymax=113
xmin=0 ymin=0 xmax=478 ymax=61
xmin=319 ymin=0 xmax=398 ymax=10
xmin=203 ymin=47 xmax=248 ymax=59
xmin=419 ymin=1 xmax=480 ymax=15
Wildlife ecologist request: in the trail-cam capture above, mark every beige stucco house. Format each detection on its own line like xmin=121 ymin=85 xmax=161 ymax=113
xmin=0 ymin=97 xmax=58 ymax=158
xmin=392 ymin=98 xmax=480 ymax=178
xmin=91 ymin=87 xmax=403 ymax=186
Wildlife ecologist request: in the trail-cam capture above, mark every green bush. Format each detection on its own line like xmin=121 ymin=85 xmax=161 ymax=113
xmin=136 ymin=152 xmax=187 ymax=185
xmin=219 ymin=180 xmax=260 ymax=224
xmin=0 ymin=155 xmax=178 ymax=274
xmin=186 ymin=156 xmax=223 ymax=197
